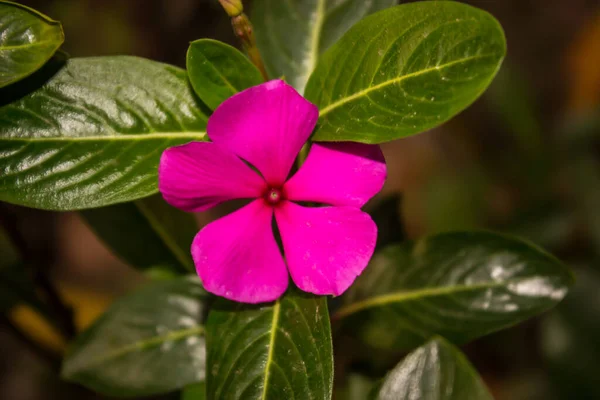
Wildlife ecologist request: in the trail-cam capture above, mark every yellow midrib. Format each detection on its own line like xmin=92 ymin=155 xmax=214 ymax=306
xmin=261 ymin=301 xmax=281 ymax=400
xmin=0 ymin=132 xmax=207 ymax=142
xmin=334 ymin=280 xmax=510 ymax=319
xmin=318 ymin=53 xmax=496 ymax=116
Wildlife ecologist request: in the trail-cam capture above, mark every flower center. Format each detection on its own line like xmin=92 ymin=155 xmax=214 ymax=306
xmin=265 ymin=187 xmax=283 ymax=205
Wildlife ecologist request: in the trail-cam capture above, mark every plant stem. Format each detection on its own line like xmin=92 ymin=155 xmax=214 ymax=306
xmin=218 ymin=0 xmax=269 ymax=81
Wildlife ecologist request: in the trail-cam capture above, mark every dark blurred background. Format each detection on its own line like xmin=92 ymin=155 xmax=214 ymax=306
xmin=1 ymin=0 xmax=600 ymax=399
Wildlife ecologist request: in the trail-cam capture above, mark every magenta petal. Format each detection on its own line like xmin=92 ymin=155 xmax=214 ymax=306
xmin=284 ymin=142 xmax=387 ymax=207
xmin=207 ymin=80 xmax=318 ymax=185
xmin=275 ymin=201 xmax=377 ymax=296
xmin=158 ymin=142 xmax=266 ymax=212
xmin=192 ymin=199 xmax=288 ymax=303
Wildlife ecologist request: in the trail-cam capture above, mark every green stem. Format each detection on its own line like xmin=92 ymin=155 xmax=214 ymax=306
xmin=217 ymin=1 xmax=269 ymax=81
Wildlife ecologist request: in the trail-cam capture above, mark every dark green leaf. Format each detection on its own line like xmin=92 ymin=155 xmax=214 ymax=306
xmin=305 ymin=2 xmax=506 ymax=143
xmin=62 ymin=276 xmax=207 ymax=397
xmin=371 ymin=338 xmax=492 ymax=400
xmin=187 ymin=39 xmax=263 ymax=110
xmin=336 ymin=232 xmax=573 ymax=350
xmin=0 ymin=1 xmax=64 ymax=87
xmin=206 ymin=290 xmax=333 ymax=399
xmin=252 ymin=0 xmax=396 ymax=92
xmin=183 ymin=382 xmax=206 ymax=400
xmin=542 ymin=268 xmax=600 ymax=399
xmin=0 ymin=56 xmax=208 ymax=211
xmin=0 ymin=263 xmax=47 ymax=315
xmin=81 ymin=194 xmax=197 ymax=273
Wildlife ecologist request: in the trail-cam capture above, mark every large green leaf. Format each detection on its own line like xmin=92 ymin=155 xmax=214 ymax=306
xmin=0 ymin=1 xmax=64 ymax=88
xmin=62 ymin=276 xmax=207 ymax=397
xmin=335 ymin=232 xmax=573 ymax=350
xmin=187 ymin=39 xmax=263 ymax=110
xmin=305 ymin=1 xmax=506 ymax=143
xmin=81 ymin=194 xmax=197 ymax=273
xmin=371 ymin=338 xmax=493 ymax=400
xmin=0 ymin=56 xmax=208 ymax=211
xmin=252 ymin=0 xmax=396 ymax=92
xmin=206 ymin=291 xmax=333 ymax=399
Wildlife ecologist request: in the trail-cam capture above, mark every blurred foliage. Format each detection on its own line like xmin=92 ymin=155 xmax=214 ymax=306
xmin=0 ymin=1 xmax=600 ymax=400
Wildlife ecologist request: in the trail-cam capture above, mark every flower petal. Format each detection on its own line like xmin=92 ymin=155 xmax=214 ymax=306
xmin=207 ymin=80 xmax=318 ymax=185
xmin=275 ymin=201 xmax=377 ymax=296
xmin=159 ymin=141 xmax=266 ymax=212
xmin=284 ymin=142 xmax=386 ymax=207
xmin=192 ymin=199 xmax=288 ymax=303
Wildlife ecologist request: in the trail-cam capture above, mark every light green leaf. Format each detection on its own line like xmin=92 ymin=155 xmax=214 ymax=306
xmin=81 ymin=194 xmax=197 ymax=273
xmin=0 ymin=56 xmax=208 ymax=211
xmin=0 ymin=1 xmax=64 ymax=87
xmin=206 ymin=290 xmax=333 ymax=399
xmin=187 ymin=39 xmax=263 ymax=110
xmin=336 ymin=232 xmax=573 ymax=350
xmin=62 ymin=276 xmax=207 ymax=397
xmin=252 ymin=0 xmax=396 ymax=92
xmin=371 ymin=338 xmax=493 ymax=400
xmin=305 ymin=1 xmax=506 ymax=143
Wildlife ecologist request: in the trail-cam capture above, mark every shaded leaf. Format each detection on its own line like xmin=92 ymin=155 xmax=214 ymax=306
xmin=371 ymin=338 xmax=492 ymax=400
xmin=0 ymin=1 xmax=64 ymax=87
xmin=0 ymin=263 xmax=46 ymax=315
xmin=62 ymin=276 xmax=207 ymax=397
xmin=187 ymin=39 xmax=263 ymax=110
xmin=81 ymin=194 xmax=197 ymax=273
xmin=305 ymin=2 xmax=506 ymax=143
xmin=0 ymin=56 xmax=208 ymax=211
xmin=206 ymin=290 xmax=333 ymax=399
xmin=336 ymin=232 xmax=573 ymax=350
xmin=542 ymin=268 xmax=600 ymax=400
xmin=252 ymin=0 xmax=396 ymax=92
xmin=183 ymin=382 xmax=206 ymax=400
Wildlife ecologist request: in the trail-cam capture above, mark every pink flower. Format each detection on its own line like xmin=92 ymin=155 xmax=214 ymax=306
xmin=158 ymin=80 xmax=386 ymax=303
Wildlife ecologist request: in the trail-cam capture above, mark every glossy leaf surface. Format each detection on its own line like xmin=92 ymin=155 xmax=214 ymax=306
xmin=62 ymin=277 xmax=207 ymax=397
xmin=0 ymin=1 xmax=64 ymax=87
xmin=81 ymin=194 xmax=197 ymax=272
xmin=336 ymin=232 xmax=572 ymax=350
xmin=187 ymin=39 xmax=263 ymax=110
xmin=305 ymin=1 xmax=506 ymax=143
xmin=371 ymin=338 xmax=492 ymax=400
xmin=0 ymin=56 xmax=208 ymax=211
xmin=252 ymin=0 xmax=396 ymax=92
xmin=206 ymin=291 xmax=333 ymax=399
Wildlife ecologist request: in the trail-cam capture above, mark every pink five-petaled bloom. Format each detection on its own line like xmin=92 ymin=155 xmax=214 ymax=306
xmin=158 ymin=80 xmax=387 ymax=304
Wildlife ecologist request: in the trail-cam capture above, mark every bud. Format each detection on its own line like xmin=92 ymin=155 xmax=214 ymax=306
xmin=218 ymin=0 xmax=243 ymax=17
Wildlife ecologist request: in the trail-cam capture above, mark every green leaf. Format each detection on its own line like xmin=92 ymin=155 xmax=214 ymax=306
xmin=371 ymin=338 xmax=493 ymax=400
xmin=187 ymin=39 xmax=263 ymax=110
xmin=183 ymin=382 xmax=206 ymax=400
xmin=335 ymin=232 xmax=573 ymax=350
xmin=305 ymin=1 xmax=506 ymax=143
xmin=252 ymin=0 xmax=396 ymax=92
xmin=0 ymin=263 xmax=45 ymax=314
xmin=206 ymin=290 xmax=333 ymax=399
xmin=0 ymin=56 xmax=208 ymax=211
xmin=542 ymin=268 xmax=600 ymax=399
xmin=62 ymin=276 xmax=207 ymax=397
xmin=0 ymin=1 xmax=64 ymax=87
xmin=81 ymin=194 xmax=197 ymax=273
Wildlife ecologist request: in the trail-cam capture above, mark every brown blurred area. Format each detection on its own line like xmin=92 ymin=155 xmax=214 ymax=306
xmin=1 ymin=0 xmax=600 ymax=399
